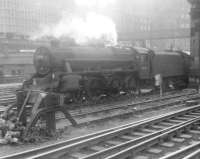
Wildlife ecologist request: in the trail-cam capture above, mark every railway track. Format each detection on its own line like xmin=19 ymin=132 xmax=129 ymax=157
xmin=0 ymin=86 xmax=199 ymax=158
xmin=0 ymin=86 xmax=191 ymax=108
xmin=2 ymin=104 xmax=200 ymax=159
xmin=0 ymin=86 xmax=198 ymax=124
xmin=0 ymin=89 xmax=197 ymax=129
xmin=0 ymin=86 xmax=198 ymax=132
xmin=0 ymin=87 xmax=196 ymax=127
xmin=0 ymin=95 xmax=15 ymax=107
xmin=182 ymin=147 xmax=200 ymax=159
xmin=105 ymin=115 xmax=200 ymax=159
xmin=70 ymin=90 xmax=195 ymax=117
xmin=0 ymin=83 xmax=20 ymax=106
xmin=59 ymin=91 xmax=200 ymax=126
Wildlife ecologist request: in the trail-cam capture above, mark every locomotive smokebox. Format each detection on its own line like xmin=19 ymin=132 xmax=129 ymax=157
xmin=34 ymin=47 xmax=53 ymax=76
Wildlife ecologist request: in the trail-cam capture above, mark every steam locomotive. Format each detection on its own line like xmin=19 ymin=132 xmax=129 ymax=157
xmin=10 ymin=45 xmax=192 ymax=131
xmin=21 ymin=46 xmax=191 ymax=104
xmin=17 ymin=46 xmax=191 ymax=105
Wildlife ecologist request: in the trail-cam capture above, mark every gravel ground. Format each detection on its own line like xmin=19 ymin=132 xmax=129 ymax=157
xmin=0 ymin=90 xmax=197 ymax=157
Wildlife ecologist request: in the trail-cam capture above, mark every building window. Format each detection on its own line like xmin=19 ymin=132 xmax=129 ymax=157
xmin=11 ymin=70 xmax=16 ymax=75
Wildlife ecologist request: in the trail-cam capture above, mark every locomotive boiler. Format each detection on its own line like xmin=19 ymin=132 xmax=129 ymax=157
xmin=27 ymin=46 xmax=142 ymax=102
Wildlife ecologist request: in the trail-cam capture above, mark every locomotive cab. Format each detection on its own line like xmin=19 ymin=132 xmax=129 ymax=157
xmin=133 ymin=47 xmax=154 ymax=79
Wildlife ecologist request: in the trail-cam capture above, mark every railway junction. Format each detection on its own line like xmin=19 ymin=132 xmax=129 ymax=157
xmin=1 ymin=0 xmax=200 ymax=159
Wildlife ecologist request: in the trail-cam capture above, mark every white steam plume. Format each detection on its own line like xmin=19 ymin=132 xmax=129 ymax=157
xmin=32 ymin=12 xmax=118 ymax=46
xmin=75 ymin=0 xmax=115 ymax=8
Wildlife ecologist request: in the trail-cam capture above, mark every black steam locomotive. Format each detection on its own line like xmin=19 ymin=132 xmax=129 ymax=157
xmin=12 ymin=45 xmax=191 ymax=131
xmin=20 ymin=46 xmax=191 ymax=104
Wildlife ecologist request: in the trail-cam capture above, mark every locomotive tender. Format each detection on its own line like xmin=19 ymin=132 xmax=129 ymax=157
xmin=22 ymin=45 xmax=191 ymax=103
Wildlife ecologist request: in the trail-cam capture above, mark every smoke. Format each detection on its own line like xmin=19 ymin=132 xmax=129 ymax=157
xmin=75 ymin=0 xmax=115 ymax=8
xmin=32 ymin=12 xmax=118 ymax=46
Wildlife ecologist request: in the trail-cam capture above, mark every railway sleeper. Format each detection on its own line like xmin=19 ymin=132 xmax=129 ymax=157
xmin=123 ymin=122 xmax=200 ymax=159
xmin=146 ymin=146 xmax=163 ymax=154
xmin=89 ymin=145 xmax=106 ymax=152
xmin=159 ymin=141 xmax=175 ymax=148
xmin=176 ymin=116 xmax=193 ymax=121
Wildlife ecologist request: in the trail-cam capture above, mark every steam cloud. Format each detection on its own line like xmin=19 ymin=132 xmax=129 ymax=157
xmin=32 ymin=12 xmax=118 ymax=46
xmin=75 ymin=0 xmax=115 ymax=8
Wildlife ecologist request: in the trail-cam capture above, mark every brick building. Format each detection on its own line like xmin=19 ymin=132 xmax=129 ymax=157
xmin=111 ymin=0 xmax=191 ymax=50
xmin=0 ymin=0 xmax=192 ymax=51
xmin=0 ymin=0 xmax=59 ymax=36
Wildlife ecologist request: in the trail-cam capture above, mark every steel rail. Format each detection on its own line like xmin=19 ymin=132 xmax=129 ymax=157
xmin=105 ymin=116 xmax=200 ymax=159
xmin=183 ymin=148 xmax=200 ymax=159
xmin=0 ymin=115 xmax=161 ymax=159
xmin=67 ymin=93 xmax=200 ymax=127
xmin=80 ymin=117 xmax=200 ymax=159
xmin=69 ymin=91 xmax=197 ymax=117
xmin=160 ymin=142 xmax=200 ymax=159
xmin=16 ymin=104 xmax=200 ymax=159
xmin=1 ymin=104 xmax=200 ymax=159
xmin=0 ymin=89 xmax=197 ymax=159
xmin=0 ymin=90 xmax=196 ymax=121
xmin=60 ymin=91 xmax=199 ymax=120
xmin=83 ymin=116 xmax=200 ymax=159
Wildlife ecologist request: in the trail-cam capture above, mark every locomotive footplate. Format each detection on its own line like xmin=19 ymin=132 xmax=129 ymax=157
xmin=17 ymin=90 xmax=77 ymax=136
